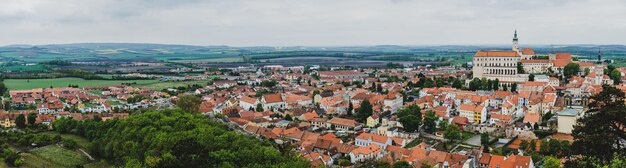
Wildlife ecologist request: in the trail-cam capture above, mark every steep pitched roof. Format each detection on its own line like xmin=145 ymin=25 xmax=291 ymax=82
xmin=263 ymin=94 xmax=283 ymax=103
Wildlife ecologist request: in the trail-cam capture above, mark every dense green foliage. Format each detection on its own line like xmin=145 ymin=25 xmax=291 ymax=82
xmin=52 ymin=110 xmax=308 ymax=167
xmin=397 ymin=104 xmax=422 ymax=132
xmin=355 ymin=99 xmax=373 ymax=122
xmin=422 ymin=110 xmax=438 ymax=134
xmin=563 ymin=62 xmax=580 ymax=78
xmin=175 ymin=94 xmax=201 ymax=113
xmin=569 ymin=85 xmax=626 ymax=166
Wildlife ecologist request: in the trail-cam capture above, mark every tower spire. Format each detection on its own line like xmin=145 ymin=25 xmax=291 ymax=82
xmin=512 ymin=30 xmax=519 ymax=52
xmin=598 ymin=47 xmax=602 ymax=63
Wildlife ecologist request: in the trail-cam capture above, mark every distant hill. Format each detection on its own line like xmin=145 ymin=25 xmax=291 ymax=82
xmin=1 ymin=43 xmax=625 ymax=63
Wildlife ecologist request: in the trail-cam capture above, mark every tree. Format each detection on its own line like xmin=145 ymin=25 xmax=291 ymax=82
xmin=542 ymin=156 xmax=561 ymax=168
xmin=176 ymin=95 xmax=201 ymax=113
xmin=399 ymin=115 xmax=421 ymax=132
xmin=70 ymin=110 xmax=308 ymax=167
xmin=468 ymin=78 xmax=480 ymax=91
xmin=480 ymin=77 xmax=489 ymax=90
xmin=511 ymin=83 xmax=518 ymax=93
xmin=397 ymin=105 xmax=422 ymax=132
xmin=355 ymin=99 xmax=373 ymax=122
xmin=339 ymin=159 xmax=351 ymax=166
xmin=0 ymin=82 xmax=6 ymax=96
xmin=284 ymin=114 xmax=293 ymax=121
xmin=571 ymin=85 xmax=626 ymax=163
xmin=517 ymin=62 xmax=525 ymax=74
xmin=423 ymin=111 xmax=437 ymax=134
xmin=255 ymin=103 xmax=264 ymax=112
xmin=443 ymin=124 xmax=461 ymax=142
xmin=584 ymin=67 xmax=591 ymax=76
xmin=502 ymin=84 xmax=508 ymax=91
xmin=493 ymin=79 xmax=499 ymax=90
xmin=347 ymin=102 xmax=353 ymax=117
xmin=27 ymin=113 xmax=37 ymax=127
xmin=393 ymin=160 xmax=411 ymax=168
xmin=528 ymin=140 xmax=537 ymax=153
xmin=5 ymin=151 xmax=21 ymax=167
xmin=15 ymin=114 xmax=26 ymax=129
xmin=422 ymin=78 xmax=435 ymax=88
xmin=480 ymin=133 xmax=490 ymax=147
xmin=452 ymin=78 xmax=463 ymax=89
xmin=563 ymin=63 xmax=580 ymax=78
xmin=610 ymin=69 xmax=621 ymax=84
xmin=528 ymin=74 xmax=535 ymax=81
xmin=63 ymin=138 xmax=78 ymax=149
xmin=520 ymin=140 xmax=529 ymax=152
xmin=437 ymin=119 xmax=449 ymax=131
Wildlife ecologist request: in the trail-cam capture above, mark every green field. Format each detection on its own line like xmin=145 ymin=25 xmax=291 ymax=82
xmin=170 ymin=57 xmax=243 ymax=63
xmin=84 ymin=160 xmax=114 ymax=168
xmin=0 ymin=64 xmax=48 ymax=71
xmin=137 ymin=80 xmax=210 ymax=90
xmin=3 ymin=78 xmax=160 ymax=90
xmin=28 ymin=145 xmax=90 ymax=167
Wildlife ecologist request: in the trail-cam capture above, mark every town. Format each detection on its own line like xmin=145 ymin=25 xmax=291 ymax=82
xmin=1 ymin=31 xmax=624 ymax=167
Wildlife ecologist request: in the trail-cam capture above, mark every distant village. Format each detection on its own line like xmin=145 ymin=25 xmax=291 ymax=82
xmin=2 ymin=31 xmax=626 ymax=168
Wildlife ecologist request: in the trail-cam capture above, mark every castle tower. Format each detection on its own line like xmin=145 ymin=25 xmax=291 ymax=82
xmin=512 ymin=30 xmax=519 ymax=52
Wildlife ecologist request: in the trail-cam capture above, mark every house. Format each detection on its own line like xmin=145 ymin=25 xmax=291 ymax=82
xmin=485 ymin=154 xmax=534 ymax=168
xmin=261 ymin=94 xmax=286 ymax=110
xmin=451 ymin=116 xmax=469 ymax=130
xmin=355 ymin=133 xmax=392 ymax=149
xmin=328 ymin=117 xmax=357 ymax=131
xmin=349 ymin=144 xmax=383 ymax=163
xmin=304 ymin=152 xmax=334 ymax=167
xmin=366 ymin=114 xmax=380 ymax=127
xmin=239 ymin=96 xmax=258 ymax=111
xmin=458 ymin=104 xmax=487 ymax=123
xmin=383 ymin=92 xmax=403 ymax=113
xmin=557 ymin=108 xmax=584 ymax=134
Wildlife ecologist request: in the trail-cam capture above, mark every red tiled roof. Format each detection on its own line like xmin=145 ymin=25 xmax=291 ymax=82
xmin=521 ymin=48 xmax=535 ymax=55
xmin=474 ymin=51 xmax=520 ymax=57
xmin=263 ymin=94 xmax=283 ymax=103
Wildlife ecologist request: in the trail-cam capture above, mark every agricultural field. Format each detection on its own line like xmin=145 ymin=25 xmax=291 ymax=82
xmin=136 ymin=80 xmax=211 ymax=90
xmin=27 ymin=145 xmax=90 ymax=167
xmin=3 ymin=78 xmax=160 ymax=90
xmin=169 ymin=57 xmax=243 ymax=63
xmin=0 ymin=64 xmax=48 ymax=72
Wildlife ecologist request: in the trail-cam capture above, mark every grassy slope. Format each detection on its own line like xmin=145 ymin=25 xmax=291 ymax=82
xmin=4 ymin=78 xmax=160 ymax=90
xmin=84 ymin=160 xmax=114 ymax=168
xmin=29 ymin=146 xmax=90 ymax=167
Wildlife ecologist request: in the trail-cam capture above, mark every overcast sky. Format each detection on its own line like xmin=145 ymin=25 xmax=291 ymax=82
xmin=0 ymin=0 xmax=625 ymax=46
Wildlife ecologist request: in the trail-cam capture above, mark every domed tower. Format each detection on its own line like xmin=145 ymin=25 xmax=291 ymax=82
xmin=512 ymin=30 xmax=519 ymax=52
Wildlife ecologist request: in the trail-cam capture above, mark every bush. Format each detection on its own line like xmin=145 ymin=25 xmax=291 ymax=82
xmin=63 ymin=138 xmax=79 ymax=149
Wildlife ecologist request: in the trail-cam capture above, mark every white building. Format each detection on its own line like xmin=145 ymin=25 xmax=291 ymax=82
xmin=557 ymin=108 xmax=584 ymax=134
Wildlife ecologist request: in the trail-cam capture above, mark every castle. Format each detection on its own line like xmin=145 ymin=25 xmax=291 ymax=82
xmin=471 ymin=30 xmax=532 ymax=82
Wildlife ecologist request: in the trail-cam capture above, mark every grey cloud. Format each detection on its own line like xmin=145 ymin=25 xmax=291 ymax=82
xmin=0 ymin=0 xmax=624 ymax=46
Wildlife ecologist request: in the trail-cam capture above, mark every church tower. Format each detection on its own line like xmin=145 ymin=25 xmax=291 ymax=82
xmin=597 ymin=48 xmax=602 ymax=64
xmin=512 ymin=30 xmax=519 ymax=52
